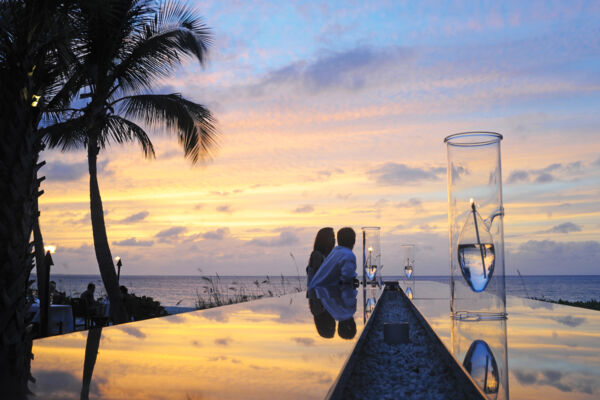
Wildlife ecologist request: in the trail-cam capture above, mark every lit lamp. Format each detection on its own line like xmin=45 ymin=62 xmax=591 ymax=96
xmin=115 ymin=257 xmax=123 ymax=284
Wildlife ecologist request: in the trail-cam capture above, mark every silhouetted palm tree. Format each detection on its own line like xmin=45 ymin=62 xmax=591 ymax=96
xmin=0 ymin=0 xmax=78 ymax=395
xmin=43 ymin=0 xmax=217 ymax=323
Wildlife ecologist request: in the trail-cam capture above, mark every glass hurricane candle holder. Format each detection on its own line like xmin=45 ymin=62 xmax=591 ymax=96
xmin=445 ymin=132 xmax=507 ymax=320
xmin=361 ymin=227 xmax=381 ymax=286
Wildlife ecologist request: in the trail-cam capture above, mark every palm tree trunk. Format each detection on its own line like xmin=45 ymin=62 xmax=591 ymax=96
xmin=0 ymin=97 xmax=37 ymax=398
xmin=87 ymin=135 xmax=128 ymax=324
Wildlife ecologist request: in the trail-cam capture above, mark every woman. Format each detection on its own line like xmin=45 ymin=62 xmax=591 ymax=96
xmin=306 ymin=227 xmax=336 ymax=287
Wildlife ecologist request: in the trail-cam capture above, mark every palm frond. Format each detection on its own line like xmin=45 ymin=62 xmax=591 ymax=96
xmin=100 ymin=115 xmax=155 ymax=158
xmin=112 ymin=0 xmax=211 ymax=94
xmin=116 ymin=93 xmax=217 ymax=163
xmin=40 ymin=116 xmax=88 ymax=152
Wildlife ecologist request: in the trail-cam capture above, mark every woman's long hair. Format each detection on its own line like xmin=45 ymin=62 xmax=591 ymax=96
xmin=313 ymin=227 xmax=335 ymax=257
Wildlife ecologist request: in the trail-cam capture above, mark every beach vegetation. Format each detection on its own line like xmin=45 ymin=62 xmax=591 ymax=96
xmin=194 ymin=275 xmax=303 ymax=310
xmin=532 ymin=297 xmax=600 ymax=311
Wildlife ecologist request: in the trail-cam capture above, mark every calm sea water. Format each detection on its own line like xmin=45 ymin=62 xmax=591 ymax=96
xmin=37 ymin=274 xmax=600 ymax=307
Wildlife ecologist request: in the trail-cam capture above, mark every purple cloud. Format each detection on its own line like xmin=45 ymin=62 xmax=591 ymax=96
xmin=292 ymin=337 xmax=315 ymax=346
xmin=507 ymin=170 xmax=530 ymax=184
xmin=113 ymin=237 xmax=154 ymax=247
xmin=119 ymin=211 xmax=149 ymax=224
xmin=248 ymin=230 xmax=299 ymax=247
xmin=293 ymin=204 xmax=314 ymax=213
xmin=255 ymin=45 xmax=415 ymax=94
xmin=44 ymin=159 xmax=111 ymax=182
xmin=546 ymin=222 xmax=582 ymax=234
xmin=216 ymin=205 xmax=233 ymax=213
xmin=202 ymin=228 xmax=230 ymax=240
xmin=214 ymin=337 xmax=232 ymax=346
xmin=369 ymin=163 xmax=445 ymax=185
xmin=535 ymin=173 xmax=554 ymax=183
xmin=396 ymin=198 xmax=423 ymax=208
xmin=154 ymin=226 xmax=187 ymax=242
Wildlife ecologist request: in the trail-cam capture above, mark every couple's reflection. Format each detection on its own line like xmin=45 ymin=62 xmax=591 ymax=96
xmin=308 ymin=285 xmax=357 ymax=340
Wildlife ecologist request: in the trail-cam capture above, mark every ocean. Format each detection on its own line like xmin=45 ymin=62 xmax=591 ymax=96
xmin=37 ymin=274 xmax=600 ymax=308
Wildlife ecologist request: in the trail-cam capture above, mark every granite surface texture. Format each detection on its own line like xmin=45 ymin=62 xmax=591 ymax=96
xmin=342 ymin=291 xmax=472 ymax=400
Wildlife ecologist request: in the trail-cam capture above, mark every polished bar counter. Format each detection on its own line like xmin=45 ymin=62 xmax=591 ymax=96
xmin=29 ymin=281 xmax=600 ymax=399
xmin=406 ymin=281 xmax=600 ymax=400
xmin=30 ymin=285 xmax=379 ymax=399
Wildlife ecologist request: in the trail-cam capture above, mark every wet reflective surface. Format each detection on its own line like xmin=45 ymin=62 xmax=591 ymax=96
xmin=462 ymin=339 xmax=500 ymax=399
xmin=30 ymin=287 xmax=380 ymax=400
xmin=407 ymin=281 xmax=600 ymax=400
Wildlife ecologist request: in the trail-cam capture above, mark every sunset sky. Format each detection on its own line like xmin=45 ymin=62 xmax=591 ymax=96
xmin=38 ymin=1 xmax=600 ymax=276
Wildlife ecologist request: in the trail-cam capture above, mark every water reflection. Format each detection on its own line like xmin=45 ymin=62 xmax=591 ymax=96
xmin=452 ymin=318 xmax=508 ymax=400
xmin=81 ymin=327 xmax=102 ymax=400
xmin=362 ymin=285 xmax=379 ymax=323
xmin=412 ymin=281 xmax=600 ymax=400
xmin=31 ymin=291 xmax=373 ymax=399
xmin=463 ymin=340 xmax=499 ymax=399
xmin=308 ymin=298 xmax=335 ymax=338
xmin=310 ymin=285 xmax=357 ymax=340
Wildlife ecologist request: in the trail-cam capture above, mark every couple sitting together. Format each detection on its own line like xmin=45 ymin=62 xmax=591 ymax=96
xmin=307 ymin=227 xmax=357 ymax=290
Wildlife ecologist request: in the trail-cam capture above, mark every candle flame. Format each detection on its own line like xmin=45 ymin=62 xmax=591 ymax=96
xmin=115 ymin=256 xmax=121 ymax=262
xmin=44 ymin=245 xmax=56 ymax=254
xmin=368 ymin=247 xmax=373 ymax=252
xmin=469 ymin=198 xmax=474 ymax=206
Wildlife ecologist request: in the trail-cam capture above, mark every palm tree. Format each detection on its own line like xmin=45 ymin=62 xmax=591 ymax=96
xmin=43 ymin=0 xmax=217 ymax=323
xmin=0 ymin=0 xmax=77 ymax=395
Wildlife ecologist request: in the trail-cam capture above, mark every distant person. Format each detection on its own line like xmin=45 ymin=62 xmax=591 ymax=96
xmin=120 ymin=285 xmax=134 ymax=320
xmin=308 ymin=227 xmax=357 ymax=289
xmin=80 ymin=283 xmax=97 ymax=311
xmin=49 ymin=280 xmax=67 ymax=304
xmin=306 ymin=227 xmax=336 ymax=288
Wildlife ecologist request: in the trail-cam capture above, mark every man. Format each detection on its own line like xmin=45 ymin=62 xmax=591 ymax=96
xmin=308 ymin=227 xmax=357 ymax=289
xmin=80 ymin=283 xmax=96 ymax=310
xmin=49 ymin=280 xmax=66 ymax=304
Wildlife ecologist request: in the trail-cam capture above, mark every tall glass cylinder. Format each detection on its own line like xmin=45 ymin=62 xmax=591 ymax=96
xmin=361 ymin=227 xmax=381 ymax=286
xmin=445 ymin=132 xmax=506 ymax=319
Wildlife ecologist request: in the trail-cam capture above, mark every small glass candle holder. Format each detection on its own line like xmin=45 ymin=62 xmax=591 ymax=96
xmin=361 ymin=227 xmax=381 ymax=286
xmin=401 ymin=243 xmax=415 ymax=279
